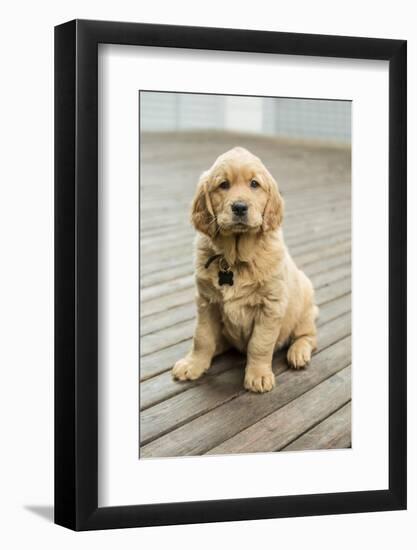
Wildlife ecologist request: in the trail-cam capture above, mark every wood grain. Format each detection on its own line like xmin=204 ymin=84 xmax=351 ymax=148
xmin=206 ymin=367 xmax=351 ymax=454
xmin=283 ymin=402 xmax=351 ymax=451
xmin=141 ymin=334 xmax=351 ymax=456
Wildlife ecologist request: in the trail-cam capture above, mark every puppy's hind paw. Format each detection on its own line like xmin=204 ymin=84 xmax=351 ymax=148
xmin=287 ymin=340 xmax=312 ymax=369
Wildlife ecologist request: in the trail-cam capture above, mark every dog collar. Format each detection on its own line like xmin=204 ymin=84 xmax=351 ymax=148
xmin=204 ymin=254 xmax=234 ymax=286
xmin=204 ymin=254 xmax=222 ymax=269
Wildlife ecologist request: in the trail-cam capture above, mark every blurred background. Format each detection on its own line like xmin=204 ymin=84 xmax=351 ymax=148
xmin=140 ymin=91 xmax=351 ymax=143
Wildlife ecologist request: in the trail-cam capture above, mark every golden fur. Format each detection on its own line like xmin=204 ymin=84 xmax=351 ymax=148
xmin=172 ymin=147 xmax=318 ymax=393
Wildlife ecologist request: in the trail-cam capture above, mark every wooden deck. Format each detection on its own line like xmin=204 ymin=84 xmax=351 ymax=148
xmin=140 ymin=131 xmax=351 ymax=458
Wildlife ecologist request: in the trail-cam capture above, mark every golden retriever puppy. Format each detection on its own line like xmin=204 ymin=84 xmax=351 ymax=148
xmin=172 ymin=147 xmax=318 ymax=393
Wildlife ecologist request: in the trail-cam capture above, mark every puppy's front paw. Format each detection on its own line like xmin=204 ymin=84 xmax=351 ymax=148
xmin=287 ymin=339 xmax=312 ymax=369
xmin=244 ymin=367 xmax=275 ymax=393
xmin=172 ymin=356 xmax=206 ymax=381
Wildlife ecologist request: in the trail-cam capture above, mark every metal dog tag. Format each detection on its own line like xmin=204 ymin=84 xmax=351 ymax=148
xmin=218 ymin=270 xmax=234 ymax=286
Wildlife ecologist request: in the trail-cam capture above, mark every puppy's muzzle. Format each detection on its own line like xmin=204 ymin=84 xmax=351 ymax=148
xmin=231 ymin=201 xmax=248 ymax=220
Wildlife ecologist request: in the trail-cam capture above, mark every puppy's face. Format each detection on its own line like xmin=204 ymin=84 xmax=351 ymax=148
xmin=191 ymin=147 xmax=284 ymax=237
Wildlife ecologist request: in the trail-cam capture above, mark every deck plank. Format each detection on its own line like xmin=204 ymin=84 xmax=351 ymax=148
xmin=283 ymin=402 xmax=352 ymax=451
xmin=141 ymin=335 xmax=351 ymax=457
xmin=141 ymin=327 xmax=350 ymax=454
xmin=206 ymin=368 xmax=351 ymax=455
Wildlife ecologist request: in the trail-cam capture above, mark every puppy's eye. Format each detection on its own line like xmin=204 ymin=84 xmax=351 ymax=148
xmin=250 ymin=179 xmax=260 ymax=189
xmin=219 ymin=181 xmax=230 ymax=190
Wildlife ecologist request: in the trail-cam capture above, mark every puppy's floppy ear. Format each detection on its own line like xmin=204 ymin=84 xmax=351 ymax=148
xmin=262 ymin=171 xmax=284 ymax=232
xmin=190 ymin=170 xmax=216 ymax=237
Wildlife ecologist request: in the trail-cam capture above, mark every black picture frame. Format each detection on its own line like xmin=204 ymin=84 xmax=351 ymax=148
xmin=55 ymin=19 xmax=407 ymax=531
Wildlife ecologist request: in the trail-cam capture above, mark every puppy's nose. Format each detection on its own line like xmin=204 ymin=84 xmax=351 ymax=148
xmin=231 ymin=201 xmax=248 ymax=217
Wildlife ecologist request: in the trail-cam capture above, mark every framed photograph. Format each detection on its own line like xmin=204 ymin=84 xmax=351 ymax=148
xmin=55 ymin=19 xmax=406 ymax=530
